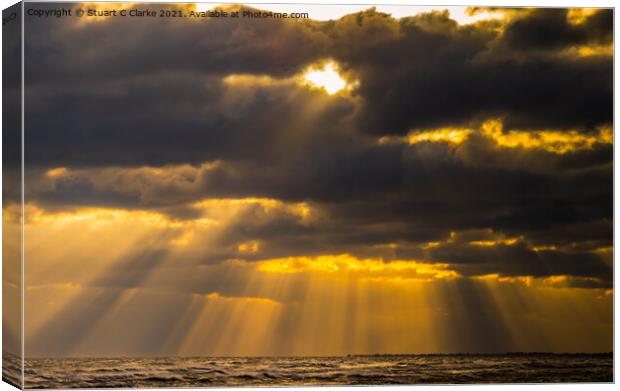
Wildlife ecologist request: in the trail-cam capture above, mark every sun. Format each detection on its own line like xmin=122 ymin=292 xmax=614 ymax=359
xmin=304 ymin=62 xmax=348 ymax=95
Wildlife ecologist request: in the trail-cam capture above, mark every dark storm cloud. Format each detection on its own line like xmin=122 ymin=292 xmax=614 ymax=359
xmin=27 ymin=141 xmax=612 ymax=285
xmin=427 ymin=241 xmax=611 ymax=283
xmin=27 ymin=132 xmax=612 ymax=277
xmin=334 ymin=9 xmax=612 ymax=133
xmin=24 ymin=5 xmax=328 ymax=85
xmin=500 ymin=8 xmax=612 ymax=51
xmin=23 ymin=5 xmax=613 ymax=168
xmin=21 ymin=4 xmax=613 ymax=285
xmin=25 ymin=71 xmax=359 ymax=167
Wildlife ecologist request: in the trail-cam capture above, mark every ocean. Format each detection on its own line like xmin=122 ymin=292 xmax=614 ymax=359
xmin=3 ymin=353 xmax=613 ymax=388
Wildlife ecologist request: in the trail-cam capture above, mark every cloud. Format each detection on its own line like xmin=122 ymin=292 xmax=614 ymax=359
xmin=330 ymin=8 xmax=612 ymax=133
xmin=500 ymin=8 xmax=612 ymax=51
xmin=14 ymin=4 xmax=613 ymax=357
xmin=22 ymin=5 xmax=612 ymax=167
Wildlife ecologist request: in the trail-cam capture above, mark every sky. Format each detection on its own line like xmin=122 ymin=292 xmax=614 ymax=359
xmin=2 ymin=2 xmax=613 ymax=357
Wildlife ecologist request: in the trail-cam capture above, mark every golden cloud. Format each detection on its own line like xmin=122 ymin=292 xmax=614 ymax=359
xmin=381 ymin=119 xmax=612 ymax=154
xmin=257 ymin=253 xmax=460 ymax=281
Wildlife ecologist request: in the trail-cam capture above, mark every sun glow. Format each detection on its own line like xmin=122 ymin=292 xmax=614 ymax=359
xmin=304 ymin=62 xmax=348 ymax=94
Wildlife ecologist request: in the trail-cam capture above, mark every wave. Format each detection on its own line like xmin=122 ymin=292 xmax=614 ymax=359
xmin=2 ymin=353 xmax=612 ymax=388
